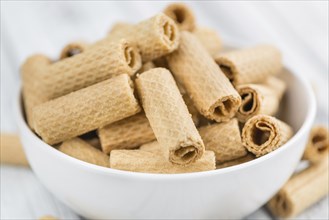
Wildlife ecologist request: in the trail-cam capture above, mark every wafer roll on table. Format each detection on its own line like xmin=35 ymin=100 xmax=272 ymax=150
xmin=0 ymin=133 xmax=29 ymax=166
xmin=236 ymin=77 xmax=287 ymax=123
xmin=216 ymin=154 xmax=255 ymax=169
xmin=110 ymin=144 xmax=215 ymax=174
xmin=198 ymin=118 xmax=247 ymax=163
xmin=214 ymin=45 xmax=282 ymax=85
xmin=33 ymin=74 xmax=141 ymax=145
xmin=136 ymin=68 xmax=205 ymax=165
xmin=193 ymin=27 xmax=222 ymax=57
xmin=242 ymin=115 xmax=293 ymax=157
xmin=104 ymin=13 xmax=180 ymax=62
xmin=59 ymin=41 xmax=89 ymax=59
xmin=98 ymin=113 xmax=155 ymax=154
xmin=167 ymin=32 xmax=241 ymax=123
xmin=303 ymin=126 xmax=329 ymax=164
xmin=163 ymin=3 xmax=196 ymax=31
xmin=59 ymin=138 xmax=110 ymax=167
xmin=267 ymin=157 xmax=329 ymax=218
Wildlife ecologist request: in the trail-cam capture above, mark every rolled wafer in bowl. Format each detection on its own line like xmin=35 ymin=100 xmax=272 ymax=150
xmin=302 ymin=125 xmax=329 ymax=164
xmin=163 ymin=2 xmax=196 ymax=31
xmin=59 ymin=41 xmax=89 ymax=59
xmin=193 ymin=26 xmax=222 ymax=57
xmin=104 ymin=13 xmax=180 ymax=62
xmin=198 ymin=118 xmax=247 ymax=163
xmin=214 ymin=45 xmax=282 ymax=85
xmin=33 ymin=74 xmax=141 ymax=145
xmin=242 ymin=115 xmax=293 ymax=157
xmin=136 ymin=68 xmax=205 ymax=165
xmin=167 ymin=31 xmax=241 ymax=122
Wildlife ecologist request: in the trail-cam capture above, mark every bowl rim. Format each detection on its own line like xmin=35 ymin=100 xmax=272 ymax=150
xmin=15 ymin=66 xmax=316 ymax=180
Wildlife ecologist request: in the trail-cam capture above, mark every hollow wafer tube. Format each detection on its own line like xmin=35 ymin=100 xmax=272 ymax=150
xmin=0 ymin=133 xmax=29 ymax=166
xmin=98 ymin=113 xmax=155 ymax=154
xmin=167 ymin=32 xmax=241 ymax=122
xmin=193 ymin=27 xmax=222 ymax=57
xmin=242 ymin=115 xmax=293 ymax=157
xmin=214 ymin=45 xmax=282 ymax=85
xmin=59 ymin=41 xmax=89 ymax=59
xmin=33 ymin=74 xmax=141 ymax=145
xmin=110 ymin=148 xmax=215 ymax=174
xmin=163 ymin=3 xmax=196 ymax=31
xmin=267 ymin=158 xmax=329 ymax=218
xmin=59 ymin=138 xmax=110 ymax=167
xmin=136 ymin=68 xmax=205 ymax=165
xmin=236 ymin=77 xmax=287 ymax=123
xmin=104 ymin=13 xmax=180 ymax=62
xmin=198 ymin=118 xmax=247 ymax=163
xmin=303 ymin=126 xmax=329 ymax=164
xmin=216 ymin=153 xmax=255 ymax=169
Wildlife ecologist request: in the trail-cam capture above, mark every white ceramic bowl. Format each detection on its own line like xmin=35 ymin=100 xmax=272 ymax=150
xmin=15 ymin=68 xmax=316 ymax=219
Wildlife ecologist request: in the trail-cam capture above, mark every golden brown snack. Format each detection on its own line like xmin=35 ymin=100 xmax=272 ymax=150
xmin=0 ymin=133 xmax=29 ymax=166
xmin=138 ymin=61 xmax=156 ymax=73
xmin=136 ymin=68 xmax=205 ymax=165
xmin=267 ymin=158 xmax=329 ymax=218
xmin=33 ymin=74 xmax=141 ymax=145
xmin=104 ymin=13 xmax=180 ymax=62
xmin=236 ymin=77 xmax=286 ymax=122
xmin=216 ymin=154 xmax=255 ymax=169
xmin=59 ymin=41 xmax=88 ymax=59
xmin=167 ymin=32 xmax=241 ymax=122
xmin=214 ymin=45 xmax=282 ymax=85
xmin=59 ymin=138 xmax=110 ymax=167
xmin=242 ymin=115 xmax=293 ymax=157
xmin=303 ymin=125 xmax=329 ymax=164
xmin=198 ymin=119 xmax=247 ymax=163
xmin=163 ymin=3 xmax=196 ymax=31
xmin=193 ymin=26 xmax=222 ymax=57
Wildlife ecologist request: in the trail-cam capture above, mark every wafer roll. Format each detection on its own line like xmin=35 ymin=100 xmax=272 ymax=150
xmin=136 ymin=68 xmax=204 ymax=165
xmin=167 ymin=32 xmax=241 ymax=122
xmin=199 ymin=118 xmax=247 ymax=163
xmin=98 ymin=113 xmax=155 ymax=154
xmin=214 ymin=45 xmax=282 ymax=85
xmin=0 ymin=133 xmax=29 ymax=166
xmin=193 ymin=27 xmax=222 ymax=57
xmin=216 ymin=153 xmax=255 ymax=169
xmin=163 ymin=3 xmax=196 ymax=31
xmin=59 ymin=41 xmax=88 ymax=59
xmin=242 ymin=115 xmax=293 ymax=157
xmin=139 ymin=141 xmax=162 ymax=152
xmin=110 ymin=149 xmax=215 ymax=174
xmin=138 ymin=61 xmax=156 ymax=73
xmin=267 ymin=158 xmax=329 ymax=218
xmin=303 ymin=126 xmax=329 ymax=164
xmin=59 ymin=138 xmax=110 ymax=167
xmin=104 ymin=13 xmax=179 ymax=62
xmin=236 ymin=77 xmax=287 ymax=122
xmin=33 ymin=74 xmax=141 ymax=145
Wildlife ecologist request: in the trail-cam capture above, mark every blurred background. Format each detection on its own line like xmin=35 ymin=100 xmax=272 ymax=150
xmin=1 ymin=1 xmax=328 ymax=219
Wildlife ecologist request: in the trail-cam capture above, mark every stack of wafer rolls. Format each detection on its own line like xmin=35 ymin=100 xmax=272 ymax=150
xmin=242 ymin=115 xmax=293 ymax=157
xmin=33 ymin=74 xmax=141 ymax=145
xmin=167 ymin=32 xmax=241 ymax=122
xmin=59 ymin=41 xmax=88 ymax=59
xmin=136 ymin=68 xmax=205 ymax=165
xmin=214 ymin=45 xmax=282 ymax=85
xmin=110 ymin=142 xmax=215 ymax=174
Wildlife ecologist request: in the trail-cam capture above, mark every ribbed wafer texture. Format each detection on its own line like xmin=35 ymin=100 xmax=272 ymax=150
xmin=98 ymin=113 xmax=155 ymax=154
xmin=267 ymin=158 xmax=329 ymax=218
xmin=136 ymin=68 xmax=205 ymax=165
xmin=198 ymin=118 xmax=247 ymax=163
xmin=236 ymin=77 xmax=286 ymax=122
xmin=214 ymin=45 xmax=282 ymax=85
xmin=242 ymin=115 xmax=293 ymax=157
xmin=104 ymin=13 xmax=180 ymax=62
xmin=216 ymin=153 xmax=255 ymax=169
xmin=21 ymin=54 xmax=52 ymax=129
xmin=193 ymin=27 xmax=222 ymax=57
xmin=33 ymin=74 xmax=141 ymax=145
xmin=167 ymin=32 xmax=241 ymax=122
xmin=59 ymin=138 xmax=110 ymax=167
xmin=0 ymin=133 xmax=29 ymax=167
xmin=59 ymin=41 xmax=89 ymax=59
xmin=139 ymin=141 xmax=162 ymax=152
xmin=303 ymin=126 xmax=329 ymax=164
xmin=163 ymin=3 xmax=196 ymax=31
xmin=110 ymin=148 xmax=215 ymax=174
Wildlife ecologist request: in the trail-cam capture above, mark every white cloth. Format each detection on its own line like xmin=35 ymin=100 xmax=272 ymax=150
xmin=1 ymin=1 xmax=328 ymax=219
